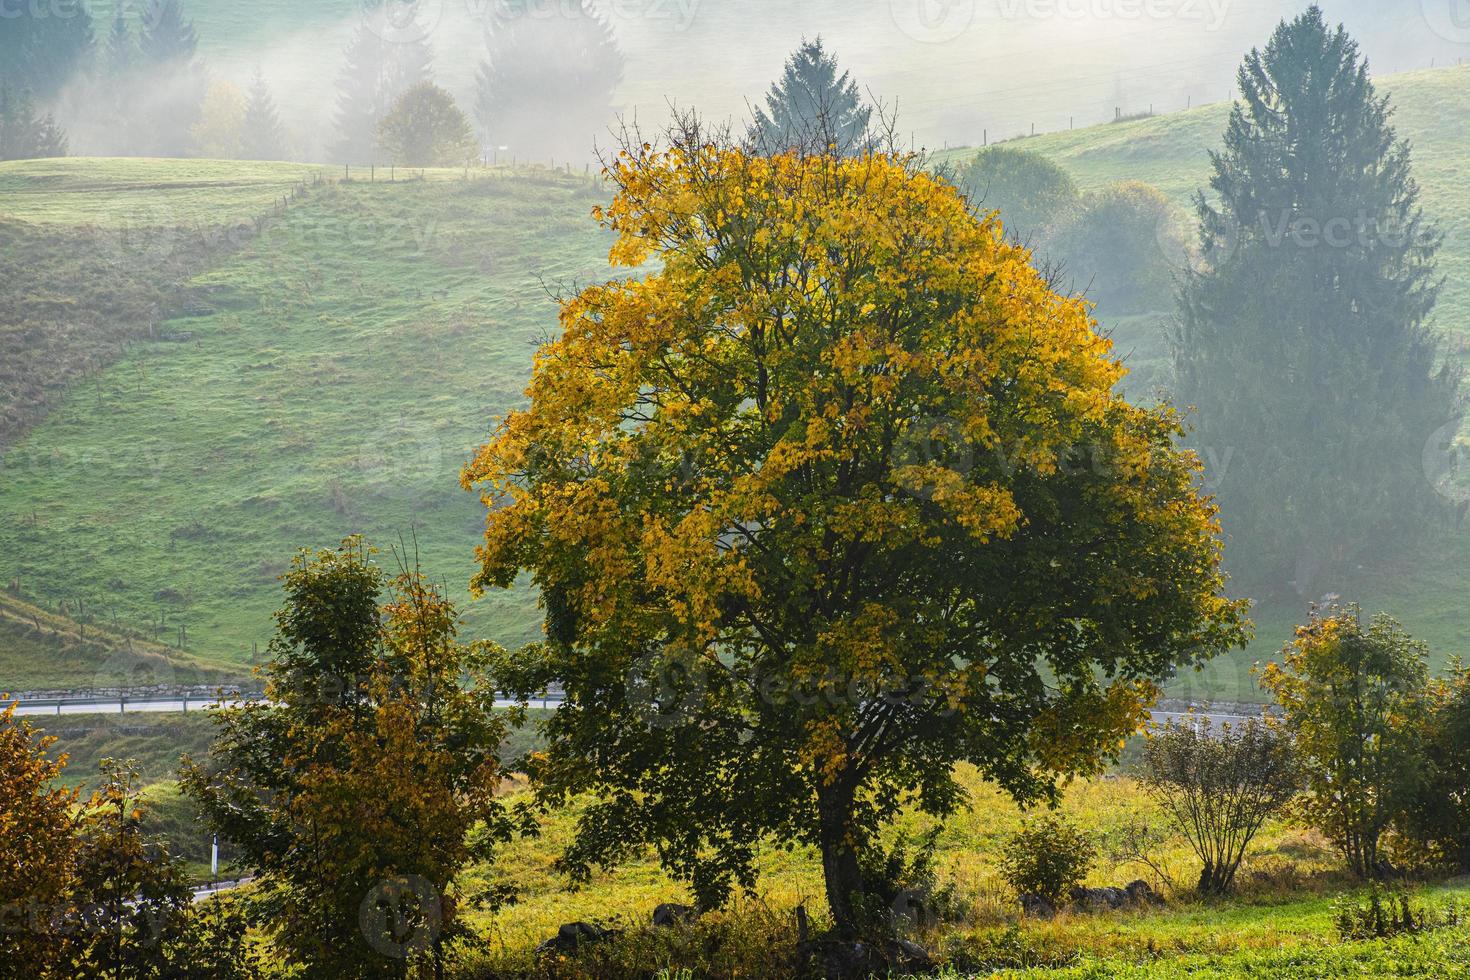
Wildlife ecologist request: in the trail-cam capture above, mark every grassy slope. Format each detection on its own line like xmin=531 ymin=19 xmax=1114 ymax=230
xmin=0 ymin=590 xmax=242 ymax=690
xmin=0 ymin=158 xmax=330 ymax=227
xmin=0 ymin=160 xmax=609 ymax=680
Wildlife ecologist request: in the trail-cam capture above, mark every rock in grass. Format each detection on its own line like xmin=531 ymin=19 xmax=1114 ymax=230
xmin=652 ymin=902 xmax=696 ymax=927
xmin=535 ymin=921 xmax=617 ymax=955
xmin=795 ymin=937 xmax=933 ymax=979
xmin=1126 ymin=879 xmax=1165 ymax=906
xmin=1018 ymin=893 xmax=1057 ymax=919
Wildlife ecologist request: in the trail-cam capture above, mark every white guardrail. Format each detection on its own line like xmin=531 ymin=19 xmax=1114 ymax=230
xmin=8 ymin=691 xmax=1266 ymax=729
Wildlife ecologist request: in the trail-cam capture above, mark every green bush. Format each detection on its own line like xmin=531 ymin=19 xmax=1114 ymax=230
xmin=1334 ymin=888 xmax=1463 ymax=941
xmin=855 ymin=828 xmax=967 ymax=933
xmin=957 ymin=146 xmax=1079 ymax=244
xmin=1049 ymin=181 xmax=1182 ymax=315
xmin=999 ymin=813 xmax=1096 ymax=906
xmin=1141 ymin=717 xmax=1300 ymax=895
xmin=1402 ymin=661 xmax=1470 ymax=872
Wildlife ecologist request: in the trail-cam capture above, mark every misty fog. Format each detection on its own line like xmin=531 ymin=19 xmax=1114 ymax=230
xmin=32 ymin=0 xmax=1470 ymax=163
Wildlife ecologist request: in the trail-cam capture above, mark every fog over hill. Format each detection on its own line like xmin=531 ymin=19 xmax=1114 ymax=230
xmin=67 ymin=0 xmax=1470 ymax=162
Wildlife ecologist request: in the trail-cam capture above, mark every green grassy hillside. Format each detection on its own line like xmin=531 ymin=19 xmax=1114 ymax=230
xmin=0 ymin=159 xmax=611 ymax=681
xmin=0 ymin=590 xmax=242 ymax=690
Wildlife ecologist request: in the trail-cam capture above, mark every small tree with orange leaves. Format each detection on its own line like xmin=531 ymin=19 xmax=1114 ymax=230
xmin=0 ymin=700 xmax=78 ymax=976
xmin=464 ymin=118 xmax=1249 ymax=936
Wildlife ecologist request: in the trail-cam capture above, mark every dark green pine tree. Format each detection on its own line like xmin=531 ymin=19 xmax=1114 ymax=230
xmin=1172 ymin=5 xmax=1462 ymax=596
xmin=332 ymin=1 xmax=432 ymax=164
xmin=240 ymin=68 xmax=287 ymax=160
xmin=474 ymin=0 xmax=623 ymax=166
xmin=0 ymin=86 xmax=68 ymax=161
xmin=748 ymin=37 xmax=873 ymax=157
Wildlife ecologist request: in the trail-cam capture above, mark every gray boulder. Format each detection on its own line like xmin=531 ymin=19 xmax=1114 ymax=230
xmin=652 ymin=902 xmax=696 ymax=927
xmin=535 ymin=921 xmax=616 ymax=955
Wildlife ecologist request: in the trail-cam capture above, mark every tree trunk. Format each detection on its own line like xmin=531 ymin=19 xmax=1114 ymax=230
xmin=818 ymin=793 xmax=864 ymax=937
xmin=1197 ymin=860 xmax=1234 ymax=895
xmin=820 ymin=833 xmax=865 ymax=937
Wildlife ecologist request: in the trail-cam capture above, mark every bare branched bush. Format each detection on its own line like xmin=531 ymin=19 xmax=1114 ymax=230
xmin=1142 ymin=718 xmax=1300 ymax=894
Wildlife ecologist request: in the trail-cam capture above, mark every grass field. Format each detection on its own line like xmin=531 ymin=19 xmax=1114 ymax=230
xmin=22 ymin=702 xmax=1470 ymax=975
xmin=0 ymin=160 xmax=612 ymax=676
xmin=0 ymin=590 xmax=244 ymax=691
xmin=0 ymin=158 xmax=330 ymax=227
xmin=438 ymin=764 xmax=1470 ymax=977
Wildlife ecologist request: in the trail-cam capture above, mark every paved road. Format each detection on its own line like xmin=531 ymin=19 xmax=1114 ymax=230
xmin=10 ymin=693 xmax=560 ymax=717
xmin=13 ymin=692 xmax=1261 ymax=728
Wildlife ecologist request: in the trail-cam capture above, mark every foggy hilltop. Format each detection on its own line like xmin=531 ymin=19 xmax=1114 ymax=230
xmin=32 ymin=0 xmax=1470 ymax=163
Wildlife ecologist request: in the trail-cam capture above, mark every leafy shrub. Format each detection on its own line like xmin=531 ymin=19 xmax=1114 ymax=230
xmin=1261 ymin=607 xmax=1432 ymax=879
xmin=957 ymin=146 xmax=1079 ymax=244
xmin=1142 ymin=717 xmax=1300 ymax=894
xmin=1049 ymin=181 xmax=1183 ymax=314
xmin=377 ymin=81 xmax=478 ymax=167
xmin=1402 ymin=661 xmax=1470 ymax=872
xmin=855 ymin=828 xmax=967 ymax=932
xmin=1334 ymin=888 xmax=1462 ymax=941
xmin=999 ymin=813 xmax=1096 ymax=906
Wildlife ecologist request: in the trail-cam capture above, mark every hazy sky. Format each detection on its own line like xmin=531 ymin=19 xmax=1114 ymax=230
xmin=195 ymin=0 xmax=1470 ymax=159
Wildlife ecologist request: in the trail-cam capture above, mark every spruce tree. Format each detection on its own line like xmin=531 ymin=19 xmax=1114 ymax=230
xmin=240 ymin=68 xmax=287 ymax=160
xmin=748 ymin=37 xmax=873 ymax=157
xmin=1172 ymin=6 xmax=1461 ymax=595
xmin=474 ymin=0 xmax=622 ymax=166
xmin=332 ymin=2 xmax=432 ymax=164
xmin=0 ymin=86 xmax=68 ymax=161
